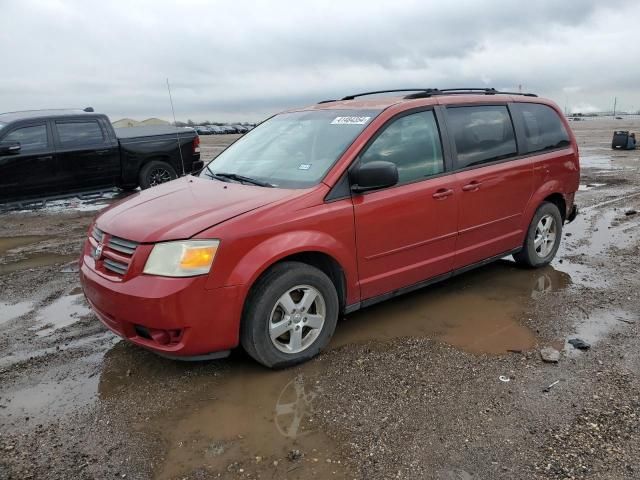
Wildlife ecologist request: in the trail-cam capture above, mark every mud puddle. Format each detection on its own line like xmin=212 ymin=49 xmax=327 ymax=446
xmin=580 ymin=148 xmax=637 ymax=170
xmin=0 ymin=235 xmax=47 ymax=255
xmin=0 ymin=252 xmax=76 ymax=275
xmin=563 ymin=205 xmax=640 ymax=255
xmin=335 ymin=261 xmax=570 ymax=354
xmin=29 ymin=292 xmax=91 ymax=337
xmin=564 ymin=309 xmax=637 ymax=356
xmin=578 ymin=183 xmax=606 ymax=191
xmin=150 ymin=361 xmax=347 ymax=479
xmin=0 ymin=300 xmax=34 ymax=325
xmin=1 ymin=352 xmax=104 ymax=424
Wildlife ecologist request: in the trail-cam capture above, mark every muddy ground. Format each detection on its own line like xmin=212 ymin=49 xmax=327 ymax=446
xmin=1 ymin=120 xmax=639 ymax=480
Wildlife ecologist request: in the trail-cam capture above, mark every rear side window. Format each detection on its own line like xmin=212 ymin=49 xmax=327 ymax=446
xmin=447 ymin=105 xmax=517 ymax=168
xmin=56 ymin=121 xmax=105 ymax=147
xmin=3 ymin=124 xmax=48 ymax=152
xmin=513 ymin=103 xmax=570 ymax=154
xmin=360 ymin=110 xmax=444 ymax=184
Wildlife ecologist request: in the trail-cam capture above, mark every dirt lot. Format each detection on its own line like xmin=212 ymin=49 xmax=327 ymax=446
xmin=1 ymin=120 xmax=639 ymax=480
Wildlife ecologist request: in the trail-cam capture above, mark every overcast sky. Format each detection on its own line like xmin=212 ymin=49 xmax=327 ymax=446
xmin=1 ymin=0 xmax=637 ymax=122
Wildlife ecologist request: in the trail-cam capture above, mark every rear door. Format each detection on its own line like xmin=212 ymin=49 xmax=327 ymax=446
xmin=53 ymin=117 xmax=120 ymax=190
xmin=445 ymin=104 xmax=533 ymax=269
xmin=0 ymin=122 xmax=56 ymax=199
xmin=352 ymin=109 xmax=458 ymax=300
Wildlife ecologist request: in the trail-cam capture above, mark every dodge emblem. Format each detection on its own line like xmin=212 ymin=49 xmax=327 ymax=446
xmin=94 ymin=243 xmax=104 ymax=260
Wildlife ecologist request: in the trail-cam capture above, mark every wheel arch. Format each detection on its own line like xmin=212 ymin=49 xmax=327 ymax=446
xmin=217 ymin=231 xmax=358 ymax=322
xmin=522 ymin=181 xmax=569 ymax=232
xmin=542 ymin=192 xmax=567 ymax=222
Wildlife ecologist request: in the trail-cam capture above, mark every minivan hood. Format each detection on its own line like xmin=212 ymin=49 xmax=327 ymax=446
xmin=96 ymin=176 xmax=298 ymax=242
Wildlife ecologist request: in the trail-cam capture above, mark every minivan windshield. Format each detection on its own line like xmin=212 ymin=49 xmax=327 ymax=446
xmin=201 ymin=109 xmax=380 ymax=188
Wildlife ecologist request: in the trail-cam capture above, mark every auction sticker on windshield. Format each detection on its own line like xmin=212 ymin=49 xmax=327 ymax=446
xmin=331 ymin=116 xmax=371 ymax=125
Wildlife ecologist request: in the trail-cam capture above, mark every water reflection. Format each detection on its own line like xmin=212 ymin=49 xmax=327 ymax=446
xmin=335 ymin=261 xmax=572 ymax=354
xmin=98 ymin=346 xmax=343 ymax=479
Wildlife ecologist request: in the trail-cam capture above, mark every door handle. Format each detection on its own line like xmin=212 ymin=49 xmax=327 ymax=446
xmin=432 ymin=188 xmax=454 ymax=199
xmin=36 ymin=155 xmax=53 ymax=161
xmin=462 ymin=181 xmax=482 ymax=192
xmin=95 ymin=149 xmax=110 ymax=155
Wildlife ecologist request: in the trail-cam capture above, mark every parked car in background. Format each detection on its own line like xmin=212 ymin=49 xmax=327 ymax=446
xmin=232 ymin=124 xmax=249 ymax=134
xmin=0 ymin=108 xmax=202 ymax=201
xmin=80 ymin=88 xmax=579 ymax=368
xmin=218 ymin=125 xmax=235 ymax=134
xmin=208 ymin=126 xmax=225 ymax=135
xmin=194 ymin=125 xmax=212 ymax=135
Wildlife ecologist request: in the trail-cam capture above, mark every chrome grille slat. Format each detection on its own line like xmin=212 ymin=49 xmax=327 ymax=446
xmin=104 ymin=259 xmax=128 ymax=275
xmin=91 ymin=226 xmax=104 ymax=243
xmin=108 ymin=236 xmax=138 ymax=255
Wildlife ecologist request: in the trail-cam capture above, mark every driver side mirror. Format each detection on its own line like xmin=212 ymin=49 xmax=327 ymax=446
xmin=0 ymin=142 xmax=21 ymax=156
xmin=350 ymin=161 xmax=399 ymax=193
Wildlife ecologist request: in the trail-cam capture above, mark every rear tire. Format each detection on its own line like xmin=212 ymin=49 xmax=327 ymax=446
xmin=241 ymin=261 xmax=339 ymax=368
xmin=139 ymin=160 xmax=177 ymax=189
xmin=514 ymin=202 xmax=563 ymax=268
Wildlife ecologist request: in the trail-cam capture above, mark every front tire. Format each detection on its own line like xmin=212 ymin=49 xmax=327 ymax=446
xmin=514 ymin=202 xmax=563 ymax=268
xmin=139 ymin=160 xmax=177 ymax=189
xmin=241 ymin=262 xmax=339 ymax=368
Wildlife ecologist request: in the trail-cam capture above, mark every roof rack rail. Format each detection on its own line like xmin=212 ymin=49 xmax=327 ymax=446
xmin=405 ymin=88 xmax=537 ymax=99
xmin=333 ymin=88 xmax=537 ymax=102
xmin=341 ymin=89 xmax=435 ymax=101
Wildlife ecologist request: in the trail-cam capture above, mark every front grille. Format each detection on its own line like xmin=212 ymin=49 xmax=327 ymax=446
xmin=90 ymin=226 xmax=139 ymax=278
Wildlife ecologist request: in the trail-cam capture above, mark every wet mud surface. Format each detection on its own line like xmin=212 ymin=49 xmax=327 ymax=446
xmin=1 ymin=124 xmax=640 ymax=479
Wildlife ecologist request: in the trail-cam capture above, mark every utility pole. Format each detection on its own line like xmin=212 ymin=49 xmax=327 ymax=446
xmin=613 ymin=97 xmax=617 ymax=117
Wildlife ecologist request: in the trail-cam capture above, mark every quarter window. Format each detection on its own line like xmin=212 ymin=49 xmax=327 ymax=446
xmin=447 ymin=106 xmax=517 ymax=168
xmin=3 ymin=124 xmax=48 ymax=152
xmin=513 ymin=103 xmax=570 ymax=154
xmin=360 ymin=110 xmax=444 ymax=185
xmin=56 ymin=121 xmax=105 ymax=147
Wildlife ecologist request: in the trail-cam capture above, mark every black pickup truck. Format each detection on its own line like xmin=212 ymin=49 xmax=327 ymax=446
xmin=0 ymin=108 xmax=203 ymax=201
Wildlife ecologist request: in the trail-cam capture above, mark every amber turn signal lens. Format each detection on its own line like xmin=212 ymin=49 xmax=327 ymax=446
xmin=180 ymin=245 xmax=217 ymax=269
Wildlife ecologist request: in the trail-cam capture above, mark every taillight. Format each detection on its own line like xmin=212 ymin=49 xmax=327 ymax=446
xmin=193 ymin=135 xmax=201 ymax=154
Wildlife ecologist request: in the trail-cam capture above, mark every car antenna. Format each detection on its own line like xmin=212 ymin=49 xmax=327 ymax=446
xmin=166 ymin=78 xmax=186 ymax=176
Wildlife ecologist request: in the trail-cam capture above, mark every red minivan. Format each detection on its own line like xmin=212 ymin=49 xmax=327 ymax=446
xmin=80 ymin=88 xmax=579 ymax=368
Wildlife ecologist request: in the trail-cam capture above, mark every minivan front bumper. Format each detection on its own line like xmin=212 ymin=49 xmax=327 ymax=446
xmin=80 ymin=260 xmax=243 ymax=358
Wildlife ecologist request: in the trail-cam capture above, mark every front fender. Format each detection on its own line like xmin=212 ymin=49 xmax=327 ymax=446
xmin=207 ymin=230 xmax=360 ymax=304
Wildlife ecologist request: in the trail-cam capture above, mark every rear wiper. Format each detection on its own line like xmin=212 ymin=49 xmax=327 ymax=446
xmin=209 ymin=171 xmax=274 ymax=188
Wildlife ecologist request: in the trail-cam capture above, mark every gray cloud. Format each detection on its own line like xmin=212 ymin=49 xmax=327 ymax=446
xmin=0 ymin=0 xmax=637 ymax=121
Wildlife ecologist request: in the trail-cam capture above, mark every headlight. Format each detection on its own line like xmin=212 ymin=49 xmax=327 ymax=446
xmin=143 ymin=240 xmax=220 ymax=277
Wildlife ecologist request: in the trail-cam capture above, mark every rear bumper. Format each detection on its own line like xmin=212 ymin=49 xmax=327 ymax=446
xmin=190 ymin=160 xmax=204 ymax=172
xmin=80 ymin=262 xmax=242 ymax=357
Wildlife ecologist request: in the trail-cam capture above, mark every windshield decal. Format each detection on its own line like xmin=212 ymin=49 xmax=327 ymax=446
xmin=298 ymin=164 xmax=311 ymax=170
xmin=331 ymin=116 xmax=371 ymax=125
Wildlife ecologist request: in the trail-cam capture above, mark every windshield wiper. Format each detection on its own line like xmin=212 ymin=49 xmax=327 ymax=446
xmin=209 ymin=171 xmax=274 ymax=188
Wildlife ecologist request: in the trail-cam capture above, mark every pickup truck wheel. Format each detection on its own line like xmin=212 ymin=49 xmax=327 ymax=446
xmin=241 ymin=261 xmax=339 ymax=369
xmin=139 ymin=160 xmax=177 ymax=189
xmin=514 ymin=202 xmax=563 ymax=268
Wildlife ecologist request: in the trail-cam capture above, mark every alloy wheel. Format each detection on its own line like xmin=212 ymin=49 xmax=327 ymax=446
xmin=269 ymin=285 xmax=326 ymax=354
xmin=534 ymin=214 xmax=557 ymax=257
